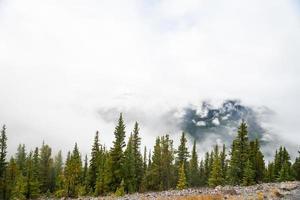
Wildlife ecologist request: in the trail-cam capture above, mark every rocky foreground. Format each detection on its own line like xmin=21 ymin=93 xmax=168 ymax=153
xmin=52 ymin=181 xmax=300 ymax=200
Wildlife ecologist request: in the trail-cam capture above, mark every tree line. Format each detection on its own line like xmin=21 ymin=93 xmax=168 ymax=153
xmin=0 ymin=114 xmax=299 ymax=199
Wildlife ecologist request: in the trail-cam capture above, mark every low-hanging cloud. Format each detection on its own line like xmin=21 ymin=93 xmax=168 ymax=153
xmin=0 ymin=0 xmax=299 ymax=158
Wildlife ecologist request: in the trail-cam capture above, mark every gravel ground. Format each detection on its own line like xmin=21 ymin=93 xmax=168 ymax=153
xmin=41 ymin=181 xmax=300 ymax=200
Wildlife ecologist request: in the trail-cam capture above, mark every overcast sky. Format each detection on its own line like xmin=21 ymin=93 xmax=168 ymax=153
xmin=0 ymin=0 xmax=300 ymax=158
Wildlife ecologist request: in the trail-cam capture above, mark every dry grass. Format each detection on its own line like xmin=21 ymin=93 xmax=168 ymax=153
xmin=257 ymin=191 xmax=264 ymax=200
xmin=154 ymin=194 xmax=229 ymax=200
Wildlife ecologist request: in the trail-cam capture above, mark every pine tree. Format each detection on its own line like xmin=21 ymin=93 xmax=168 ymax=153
xmin=208 ymin=145 xmax=224 ymax=187
xmin=143 ymin=146 xmax=147 ymax=173
xmin=273 ymin=146 xmax=292 ymax=181
xmin=88 ymin=131 xmax=100 ymax=192
xmin=242 ymin=160 xmax=255 ymax=186
xmin=265 ymin=162 xmax=275 ymax=182
xmin=39 ymin=142 xmax=53 ymax=193
xmin=16 ymin=144 xmax=26 ymax=175
xmin=278 ymin=161 xmax=291 ymax=181
xmin=199 ymin=160 xmax=206 ymax=186
xmin=249 ymin=139 xmax=265 ymax=183
xmin=95 ymin=150 xmax=111 ymax=196
xmin=82 ymin=154 xmax=89 ymax=195
xmin=147 ymin=137 xmax=162 ymax=191
xmin=228 ymin=121 xmax=249 ymax=185
xmin=176 ymin=163 xmax=187 ymax=190
xmin=101 ymin=152 xmax=113 ymax=194
xmin=24 ymin=151 xmax=40 ymax=199
xmin=5 ymin=158 xmax=17 ymax=200
xmin=203 ymin=152 xmax=210 ymax=185
xmin=293 ymin=151 xmax=300 ymax=180
xmin=176 ymin=132 xmax=190 ymax=184
xmin=53 ymin=150 xmax=63 ymax=191
xmin=110 ymin=113 xmax=126 ymax=191
xmin=220 ymin=144 xmax=227 ymax=182
xmin=123 ymin=134 xmax=135 ymax=193
xmin=12 ymin=174 xmax=26 ymax=200
xmin=132 ymin=122 xmax=144 ymax=191
xmin=0 ymin=125 xmax=8 ymax=199
xmin=64 ymin=143 xmax=83 ymax=197
xmin=189 ymin=140 xmax=199 ymax=187
xmin=160 ymin=135 xmax=175 ymax=190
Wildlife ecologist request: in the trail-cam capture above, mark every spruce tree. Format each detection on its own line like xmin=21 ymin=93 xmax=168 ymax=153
xmin=199 ymin=160 xmax=206 ymax=186
xmin=88 ymin=131 xmax=100 ymax=192
xmin=5 ymin=158 xmax=17 ymax=200
xmin=147 ymin=137 xmax=162 ymax=191
xmin=123 ymin=134 xmax=135 ymax=193
xmin=293 ymin=151 xmax=300 ymax=180
xmin=175 ymin=132 xmax=190 ymax=184
xmin=16 ymin=144 xmax=26 ymax=175
xmin=24 ymin=151 xmax=40 ymax=199
xmin=64 ymin=143 xmax=82 ymax=197
xmin=110 ymin=113 xmax=126 ymax=191
xmin=0 ymin=125 xmax=8 ymax=199
xmin=132 ymin=122 xmax=143 ymax=191
xmin=220 ymin=144 xmax=227 ymax=182
xmin=39 ymin=142 xmax=52 ymax=193
xmin=53 ymin=151 xmax=63 ymax=192
xmin=242 ymin=160 xmax=255 ymax=186
xmin=176 ymin=163 xmax=187 ymax=190
xmin=203 ymin=152 xmax=210 ymax=185
xmin=228 ymin=121 xmax=249 ymax=185
xmin=278 ymin=161 xmax=291 ymax=181
xmin=249 ymin=139 xmax=265 ymax=183
xmin=208 ymin=145 xmax=224 ymax=187
xmin=143 ymin=146 xmax=147 ymax=173
xmin=82 ymin=154 xmax=89 ymax=195
xmin=12 ymin=174 xmax=26 ymax=200
xmin=189 ymin=140 xmax=199 ymax=187
xmin=265 ymin=162 xmax=275 ymax=182
xmin=160 ymin=135 xmax=175 ymax=190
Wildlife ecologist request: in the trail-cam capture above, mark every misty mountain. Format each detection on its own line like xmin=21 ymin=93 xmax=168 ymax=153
xmin=180 ymin=100 xmax=272 ymax=145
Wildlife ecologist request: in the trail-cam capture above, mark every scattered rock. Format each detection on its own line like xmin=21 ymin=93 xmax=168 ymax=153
xmin=222 ymin=189 xmax=238 ymax=195
xmin=280 ymin=182 xmax=298 ymax=191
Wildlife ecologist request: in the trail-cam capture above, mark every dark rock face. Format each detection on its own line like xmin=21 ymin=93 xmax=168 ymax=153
xmin=180 ymin=100 xmax=272 ymax=144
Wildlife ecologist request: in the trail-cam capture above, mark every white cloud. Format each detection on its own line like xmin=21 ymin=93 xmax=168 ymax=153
xmin=0 ymin=0 xmax=299 ymax=156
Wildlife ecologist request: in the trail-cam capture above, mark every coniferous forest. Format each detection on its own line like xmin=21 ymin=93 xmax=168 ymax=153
xmin=0 ymin=114 xmax=299 ymax=199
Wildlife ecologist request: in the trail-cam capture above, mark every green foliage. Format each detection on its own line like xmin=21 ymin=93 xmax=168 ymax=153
xmin=242 ymin=160 xmax=255 ymax=186
xmin=115 ymin=179 xmax=125 ymax=197
xmin=147 ymin=137 xmax=162 ymax=191
xmin=176 ymin=163 xmax=187 ymax=190
xmin=278 ymin=161 xmax=292 ymax=181
xmin=39 ymin=142 xmax=53 ymax=193
xmin=16 ymin=144 xmax=26 ymax=175
xmin=2 ymin=116 xmax=300 ymax=198
xmin=132 ymin=122 xmax=144 ymax=191
xmin=176 ymin=132 xmax=190 ymax=170
xmin=0 ymin=125 xmax=8 ymax=199
xmin=110 ymin=113 xmax=126 ymax=191
xmin=64 ymin=143 xmax=83 ymax=197
xmin=293 ymin=151 xmax=300 ymax=180
xmin=12 ymin=174 xmax=26 ymax=200
xmin=228 ymin=121 xmax=249 ymax=185
xmin=88 ymin=131 xmax=100 ymax=192
xmin=265 ymin=162 xmax=275 ymax=182
xmin=208 ymin=145 xmax=224 ymax=187
xmin=160 ymin=135 xmax=175 ymax=190
xmin=189 ymin=140 xmax=199 ymax=187
xmin=24 ymin=151 xmax=40 ymax=199
xmin=53 ymin=150 xmax=63 ymax=191
xmin=123 ymin=134 xmax=136 ymax=193
xmin=220 ymin=144 xmax=227 ymax=182
xmin=4 ymin=158 xmax=17 ymax=200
